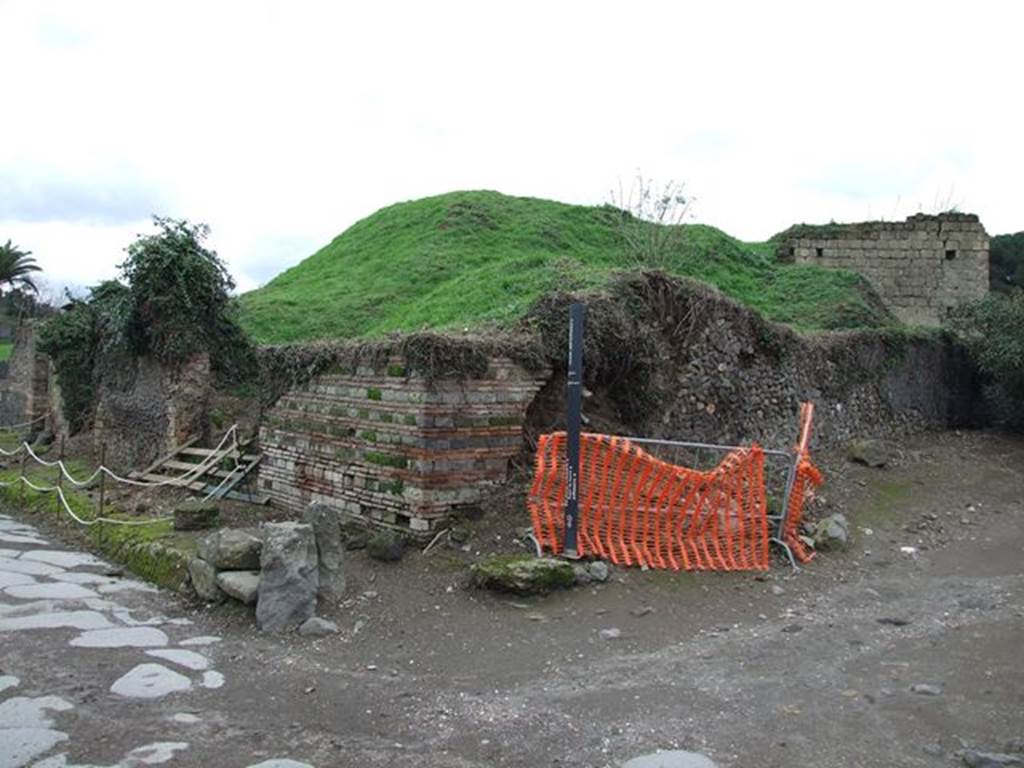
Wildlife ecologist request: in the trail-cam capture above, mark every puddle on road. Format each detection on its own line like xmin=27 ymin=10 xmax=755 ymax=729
xmin=49 ymin=571 xmax=118 ymax=586
xmin=34 ymin=740 xmax=190 ymax=767
xmin=0 ymin=609 xmax=115 ymax=632
xmin=0 ymin=532 xmax=49 ymax=545
xmin=4 ymin=582 xmax=100 ymax=601
xmin=179 ymin=635 xmax=221 ymax=647
xmin=201 ymin=671 xmax=225 ymax=689
xmin=146 ymin=649 xmax=210 ymax=671
xmin=622 ymin=752 xmax=718 ymax=768
xmin=0 ymin=694 xmax=73 ymax=768
xmin=111 ymin=663 xmax=192 ymax=699
xmin=0 ymin=556 xmax=65 ymax=576
xmin=70 ymin=626 xmax=169 ymax=649
xmin=0 ymin=571 xmax=37 ymax=589
xmin=20 ymin=550 xmax=107 ymax=569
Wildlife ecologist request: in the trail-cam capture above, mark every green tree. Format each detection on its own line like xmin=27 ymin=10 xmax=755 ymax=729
xmin=990 ymin=232 xmax=1024 ymax=292
xmin=0 ymin=240 xmax=41 ymax=295
xmin=947 ymin=290 xmax=1024 ymax=429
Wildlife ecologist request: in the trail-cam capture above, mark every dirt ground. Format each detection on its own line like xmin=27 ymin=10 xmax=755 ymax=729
xmin=2 ymin=427 xmax=1022 ymax=767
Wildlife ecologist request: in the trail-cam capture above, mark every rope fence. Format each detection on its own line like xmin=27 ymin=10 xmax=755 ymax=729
xmin=0 ymin=423 xmax=241 ymax=528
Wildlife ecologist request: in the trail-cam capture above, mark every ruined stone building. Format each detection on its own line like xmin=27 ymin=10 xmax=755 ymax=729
xmin=776 ymin=212 xmax=989 ymax=325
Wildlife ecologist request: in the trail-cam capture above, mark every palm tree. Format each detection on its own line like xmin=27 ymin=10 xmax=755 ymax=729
xmin=0 ymin=240 xmax=41 ymax=295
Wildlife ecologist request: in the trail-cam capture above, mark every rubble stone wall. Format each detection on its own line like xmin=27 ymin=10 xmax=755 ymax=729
xmin=258 ymin=356 xmax=548 ymax=536
xmin=0 ymin=322 xmax=49 ymax=430
xmin=778 ymin=212 xmax=989 ymax=325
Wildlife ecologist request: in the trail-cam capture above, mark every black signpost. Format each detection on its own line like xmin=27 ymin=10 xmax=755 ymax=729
xmin=563 ymin=302 xmax=585 ymax=559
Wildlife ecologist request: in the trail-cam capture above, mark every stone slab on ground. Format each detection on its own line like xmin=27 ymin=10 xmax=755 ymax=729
xmin=471 ymin=555 xmax=575 ymax=595
xmin=216 ymin=571 xmax=260 ymax=605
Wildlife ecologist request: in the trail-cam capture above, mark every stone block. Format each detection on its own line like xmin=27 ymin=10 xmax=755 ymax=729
xmin=173 ymin=502 xmax=220 ymax=531
xmin=216 ymin=570 xmax=260 ymax=605
xmin=188 ymin=557 xmax=224 ymax=602
xmin=198 ymin=529 xmax=262 ymax=570
xmin=303 ymin=503 xmax=346 ymax=603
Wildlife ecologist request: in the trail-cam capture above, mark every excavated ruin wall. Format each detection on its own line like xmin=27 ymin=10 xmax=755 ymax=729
xmin=0 ymin=322 xmax=49 ymax=430
xmin=523 ymin=274 xmax=981 ymax=461
xmin=258 ymin=355 xmax=548 ymax=536
xmin=776 ymin=212 xmax=989 ymax=326
xmin=92 ymin=353 xmax=212 ymax=470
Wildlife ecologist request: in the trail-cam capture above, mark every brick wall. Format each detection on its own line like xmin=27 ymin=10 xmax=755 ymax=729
xmin=778 ymin=213 xmax=989 ymax=325
xmin=258 ymin=356 xmax=548 ymax=536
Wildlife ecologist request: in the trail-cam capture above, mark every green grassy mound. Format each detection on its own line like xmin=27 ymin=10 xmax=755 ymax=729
xmin=238 ymin=190 xmax=892 ymax=343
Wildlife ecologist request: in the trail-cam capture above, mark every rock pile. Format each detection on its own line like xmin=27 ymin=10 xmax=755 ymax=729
xmin=186 ymin=503 xmax=347 ymax=634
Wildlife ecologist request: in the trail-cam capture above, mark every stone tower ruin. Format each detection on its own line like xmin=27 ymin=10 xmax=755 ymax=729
xmin=775 ymin=212 xmax=989 ymax=325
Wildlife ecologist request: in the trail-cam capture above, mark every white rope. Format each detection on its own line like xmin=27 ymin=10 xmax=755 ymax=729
xmin=0 ymin=413 xmax=48 ymax=433
xmin=18 ymin=425 xmax=239 ymax=490
xmin=0 ymin=424 xmax=245 ymax=525
xmin=1 ymin=475 xmax=173 ymax=527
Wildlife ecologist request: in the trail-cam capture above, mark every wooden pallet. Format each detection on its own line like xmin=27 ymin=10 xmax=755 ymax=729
xmin=130 ymin=433 xmax=266 ymax=502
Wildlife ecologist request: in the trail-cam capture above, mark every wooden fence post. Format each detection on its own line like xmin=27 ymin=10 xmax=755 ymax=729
xmin=97 ymin=442 xmax=107 ymax=518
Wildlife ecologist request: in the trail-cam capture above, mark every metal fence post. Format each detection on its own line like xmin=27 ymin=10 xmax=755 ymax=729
xmin=563 ymin=302 xmax=585 ymax=559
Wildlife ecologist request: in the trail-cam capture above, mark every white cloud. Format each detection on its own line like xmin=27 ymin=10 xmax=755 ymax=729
xmin=1 ymin=0 xmax=1021 ymax=293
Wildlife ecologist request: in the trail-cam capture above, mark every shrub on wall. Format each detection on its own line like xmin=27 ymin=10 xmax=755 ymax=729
xmin=38 ymin=281 xmax=129 ymax=433
xmin=947 ymin=290 xmax=1024 ymax=429
xmin=40 ymin=218 xmax=256 ymax=433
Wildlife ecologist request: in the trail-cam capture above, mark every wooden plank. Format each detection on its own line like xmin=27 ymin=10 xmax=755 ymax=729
xmin=137 ymin=473 xmax=207 ymax=492
xmin=210 ymin=454 xmax=263 ymax=500
xmin=161 ymin=460 xmax=236 ymax=478
xmin=130 ymin=436 xmax=199 ymax=479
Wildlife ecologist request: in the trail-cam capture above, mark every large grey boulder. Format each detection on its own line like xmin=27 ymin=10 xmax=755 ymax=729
xmin=216 ymin=570 xmax=260 ymax=605
xmin=256 ymin=522 xmax=319 ymax=633
xmin=187 ymin=557 xmax=223 ymax=603
xmin=303 ymin=503 xmax=345 ymax=602
xmin=198 ymin=529 xmax=262 ymax=570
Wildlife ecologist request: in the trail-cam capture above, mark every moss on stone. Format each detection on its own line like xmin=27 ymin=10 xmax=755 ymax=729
xmin=471 ymin=554 xmax=575 ymax=595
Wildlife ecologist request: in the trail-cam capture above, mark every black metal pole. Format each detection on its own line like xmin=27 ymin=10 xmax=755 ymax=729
xmin=563 ymin=302 xmax=585 ymax=559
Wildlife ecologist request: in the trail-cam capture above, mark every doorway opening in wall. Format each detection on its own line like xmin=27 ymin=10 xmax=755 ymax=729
xmin=815 ymin=247 xmax=824 ymax=258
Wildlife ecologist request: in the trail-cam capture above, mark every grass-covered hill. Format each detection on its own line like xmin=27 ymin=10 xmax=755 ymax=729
xmin=238 ymin=190 xmax=891 ymax=344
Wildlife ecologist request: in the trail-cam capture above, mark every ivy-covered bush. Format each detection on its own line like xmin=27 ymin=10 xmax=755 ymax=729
xmin=39 ymin=218 xmax=255 ymax=433
xmin=38 ymin=281 xmax=129 ymax=433
xmin=947 ymin=289 xmax=1024 ymax=429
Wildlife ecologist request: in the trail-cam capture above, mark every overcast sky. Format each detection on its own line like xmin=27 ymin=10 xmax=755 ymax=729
xmin=2 ymin=1 xmax=1021 ymax=295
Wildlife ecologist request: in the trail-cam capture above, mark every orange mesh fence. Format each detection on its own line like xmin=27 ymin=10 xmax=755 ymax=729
xmin=779 ymin=402 xmax=822 ymax=564
xmin=529 ymin=434 xmax=771 ymax=571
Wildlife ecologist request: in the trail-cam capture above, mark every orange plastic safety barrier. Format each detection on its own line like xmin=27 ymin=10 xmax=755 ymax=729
xmin=528 ymin=404 xmax=822 ymax=571
xmin=780 ymin=402 xmax=822 ymax=564
xmin=529 ymin=435 xmax=771 ymax=570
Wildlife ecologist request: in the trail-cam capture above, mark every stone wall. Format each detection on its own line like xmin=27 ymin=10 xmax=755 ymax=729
xmin=0 ymin=322 xmax=49 ymax=431
xmin=529 ymin=275 xmax=982 ymax=461
xmin=777 ymin=213 xmax=989 ymax=325
xmin=258 ymin=356 xmax=548 ymax=536
xmin=93 ymin=353 xmax=212 ymax=470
